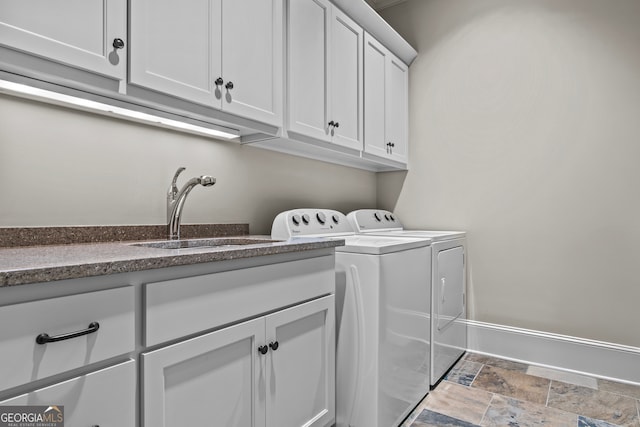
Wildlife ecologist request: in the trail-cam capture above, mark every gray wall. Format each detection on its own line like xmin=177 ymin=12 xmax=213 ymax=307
xmin=0 ymin=95 xmax=377 ymax=234
xmin=378 ymin=0 xmax=640 ymax=347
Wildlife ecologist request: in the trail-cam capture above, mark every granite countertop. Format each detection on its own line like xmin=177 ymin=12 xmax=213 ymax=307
xmin=0 ymin=225 xmax=343 ymax=288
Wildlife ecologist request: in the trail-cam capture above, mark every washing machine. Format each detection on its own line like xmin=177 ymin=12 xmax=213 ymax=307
xmin=347 ymin=209 xmax=467 ymax=388
xmin=272 ymin=209 xmax=432 ymax=427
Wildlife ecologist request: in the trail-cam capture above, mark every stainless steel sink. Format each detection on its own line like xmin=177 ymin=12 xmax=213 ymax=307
xmin=130 ymin=238 xmax=280 ymax=250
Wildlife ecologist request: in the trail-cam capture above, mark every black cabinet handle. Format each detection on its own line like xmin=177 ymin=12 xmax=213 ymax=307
xmin=225 ymin=81 xmax=234 ymax=90
xmin=215 ymin=77 xmax=224 ymax=86
xmin=258 ymin=345 xmax=269 ymax=355
xmin=334 ymin=122 xmax=339 ymax=128
xmin=328 ymin=120 xmax=335 ymax=128
xmin=36 ymin=322 xmax=100 ymax=345
xmin=112 ymin=38 xmax=125 ymax=49
xmin=269 ymin=341 xmax=279 ymax=351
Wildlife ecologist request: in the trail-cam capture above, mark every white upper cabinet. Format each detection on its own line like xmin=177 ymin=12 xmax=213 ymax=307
xmin=330 ymin=8 xmax=364 ymax=151
xmin=222 ymin=0 xmax=283 ymax=126
xmin=0 ymin=0 xmax=127 ymax=80
xmin=364 ymin=33 xmax=408 ymax=165
xmin=363 ymin=34 xmax=387 ymax=159
xmin=287 ymin=0 xmax=331 ymax=142
xmin=130 ymin=0 xmax=283 ymax=126
xmin=0 ymin=0 xmax=413 ymax=170
xmin=386 ymin=52 xmax=409 ymax=163
xmin=130 ymin=0 xmax=222 ymax=106
xmin=288 ymin=0 xmax=363 ymax=151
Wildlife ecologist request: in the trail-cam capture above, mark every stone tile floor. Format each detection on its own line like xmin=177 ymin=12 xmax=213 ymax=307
xmin=401 ymin=353 xmax=640 ymax=427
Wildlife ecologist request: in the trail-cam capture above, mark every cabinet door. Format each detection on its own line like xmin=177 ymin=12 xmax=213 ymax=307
xmin=364 ymin=33 xmax=409 ymax=164
xmin=266 ymin=295 xmax=335 ymax=427
xmin=130 ymin=0 xmax=222 ymax=107
xmin=330 ymin=8 xmax=363 ymax=151
xmin=0 ymin=0 xmax=126 ymax=80
xmin=143 ymin=318 xmax=265 ymax=427
xmin=287 ymin=0 xmax=331 ymax=142
xmin=222 ymin=0 xmax=283 ymax=126
xmin=385 ymin=53 xmax=409 ymax=163
xmin=363 ymin=33 xmax=389 ymax=159
xmin=1 ymin=360 xmax=136 ymax=427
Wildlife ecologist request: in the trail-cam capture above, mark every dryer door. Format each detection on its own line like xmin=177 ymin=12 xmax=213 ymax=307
xmin=436 ymin=246 xmax=465 ymax=331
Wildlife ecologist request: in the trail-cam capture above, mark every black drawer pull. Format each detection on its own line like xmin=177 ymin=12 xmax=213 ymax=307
xmin=36 ymin=322 xmax=100 ymax=345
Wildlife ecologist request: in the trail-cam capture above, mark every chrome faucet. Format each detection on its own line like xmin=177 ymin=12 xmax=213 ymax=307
xmin=167 ymin=167 xmax=216 ymax=240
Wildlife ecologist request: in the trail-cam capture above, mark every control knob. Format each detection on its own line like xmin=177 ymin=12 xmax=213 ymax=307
xmin=332 ymin=214 xmax=339 ymax=224
xmin=316 ymin=212 xmax=326 ymax=224
xmin=374 ymin=212 xmax=382 ymax=222
xmin=301 ymin=214 xmax=310 ymax=225
xmin=291 ymin=214 xmax=301 ymax=226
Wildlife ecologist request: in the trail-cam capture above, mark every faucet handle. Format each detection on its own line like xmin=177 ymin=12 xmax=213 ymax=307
xmin=169 ymin=167 xmax=186 ymax=199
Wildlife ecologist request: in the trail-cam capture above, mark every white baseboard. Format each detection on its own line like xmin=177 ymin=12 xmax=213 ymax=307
xmin=466 ymin=320 xmax=640 ymax=385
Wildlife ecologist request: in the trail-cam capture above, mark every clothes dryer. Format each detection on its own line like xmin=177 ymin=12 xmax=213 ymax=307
xmin=347 ymin=209 xmax=467 ymax=387
xmin=272 ymin=209 xmax=432 ymax=427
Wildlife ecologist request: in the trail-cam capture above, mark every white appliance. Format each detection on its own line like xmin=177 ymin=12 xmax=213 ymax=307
xmin=347 ymin=209 xmax=467 ymax=388
xmin=272 ymin=209 xmax=432 ymax=427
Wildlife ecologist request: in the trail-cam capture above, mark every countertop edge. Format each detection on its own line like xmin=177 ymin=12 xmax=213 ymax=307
xmin=0 ymin=238 xmax=343 ymax=288
xmin=0 ymin=223 xmax=250 ymax=248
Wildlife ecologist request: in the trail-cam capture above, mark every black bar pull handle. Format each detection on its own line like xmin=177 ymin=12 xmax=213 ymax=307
xmin=36 ymin=322 xmax=100 ymax=345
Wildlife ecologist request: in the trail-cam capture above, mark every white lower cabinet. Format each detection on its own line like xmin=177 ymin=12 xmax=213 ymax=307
xmin=143 ymin=318 xmax=264 ymax=427
xmin=143 ymin=295 xmax=335 ymax=427
xmin=266 ymin=295 xmax=335 ymax=427
xmin=0 ymin=360 xmax=136 ymax=427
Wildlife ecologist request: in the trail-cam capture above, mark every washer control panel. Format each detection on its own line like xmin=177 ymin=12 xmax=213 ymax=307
xmin=271 ymin=209 xmax=354 ymax=239
xmin=347 ymin=209 xmax=403 ymax=232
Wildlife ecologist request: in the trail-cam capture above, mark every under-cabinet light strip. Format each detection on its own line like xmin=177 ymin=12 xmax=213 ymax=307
xmin=0 ymin=79 xmax=240 ymax=140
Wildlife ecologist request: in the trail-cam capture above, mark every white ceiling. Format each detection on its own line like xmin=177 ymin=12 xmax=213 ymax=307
xmin=364 ymin=0 xmax=408 ymax=11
